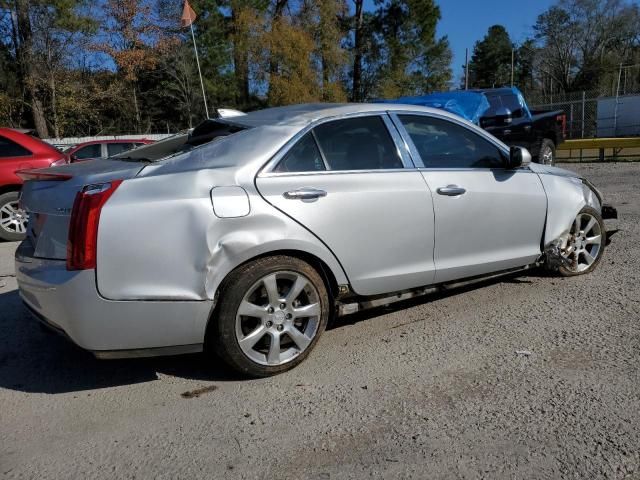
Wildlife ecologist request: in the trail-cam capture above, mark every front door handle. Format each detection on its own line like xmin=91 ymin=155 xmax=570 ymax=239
xmin=436 ymin=185 xmax=466 ymax=196
xmin=283 ymin=188 xmax=327 ymax=200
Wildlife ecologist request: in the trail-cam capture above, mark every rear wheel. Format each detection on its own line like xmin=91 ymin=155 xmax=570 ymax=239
xmin=538 ymin=138 xmax=555 ymax=165
xmin=0 ymin=191 xmax=28 ymax=241
xmin=209 ymin=255 xmax=330 ymax=377
xmin=557 ymin=207 xmax=606 ymax=276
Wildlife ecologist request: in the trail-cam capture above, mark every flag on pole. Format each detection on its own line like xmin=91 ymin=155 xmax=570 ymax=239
xmin=181 ymin=0 xmax=197 ymax=28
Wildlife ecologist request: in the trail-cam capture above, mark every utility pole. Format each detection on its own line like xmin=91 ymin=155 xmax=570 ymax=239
xmin=464 ymin=48 xmax=469 ymax=90
xmin=613 ymin=63 xmax=623 ymax=136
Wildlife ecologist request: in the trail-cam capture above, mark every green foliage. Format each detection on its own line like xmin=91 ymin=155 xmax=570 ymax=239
xmin=468 ymin=25 xmax=513 ymax=88
xmin=367 ymin=0 xmax=452 ymax=99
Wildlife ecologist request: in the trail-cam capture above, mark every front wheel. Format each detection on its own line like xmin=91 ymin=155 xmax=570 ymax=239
xmin=557 ymin=207 xmax=606 ymax=276
xmin=209 ymin=255 xmax=330 ymax=377
xmin=0 ymin=191 xmax=28 ymax=242
xmin=538 ymin=138 xmax=555 ymax=166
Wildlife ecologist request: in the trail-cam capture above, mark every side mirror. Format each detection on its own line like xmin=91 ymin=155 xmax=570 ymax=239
xmin=509 ymin=146 xmax=531 ymax=168
xmin=495 ymin=107 xmax=513 ymax=125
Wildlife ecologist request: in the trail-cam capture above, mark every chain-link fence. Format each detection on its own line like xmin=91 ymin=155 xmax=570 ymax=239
xmin=527 ymin=80 xmax=640 ymax=140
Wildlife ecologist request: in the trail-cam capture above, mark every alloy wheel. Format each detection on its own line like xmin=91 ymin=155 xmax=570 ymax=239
xmin=561 ymin=212 xmax=603 ymax=273
xmin=540 ymin=145 xmax=554 ymax=165
xmin=235 ymin=271 xmax=322 ymax=366
xmin=0 ymin=200 xmax=28 ymax=236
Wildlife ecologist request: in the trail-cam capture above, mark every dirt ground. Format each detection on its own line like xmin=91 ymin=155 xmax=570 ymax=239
xmin=1 ymin=162 xmax=638 ymax=479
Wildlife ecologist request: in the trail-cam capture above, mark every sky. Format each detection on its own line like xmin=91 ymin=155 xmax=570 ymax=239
xmin=366 ymin=0 xmax=557 ymax=84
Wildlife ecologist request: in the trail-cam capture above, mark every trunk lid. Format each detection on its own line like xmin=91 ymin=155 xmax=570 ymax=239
xmin=20 ymin=160 xmax=145 ymax=260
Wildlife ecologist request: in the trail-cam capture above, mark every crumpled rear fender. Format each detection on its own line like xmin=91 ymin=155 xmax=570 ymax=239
xmin=538 ymin=173 xmax=601 ymax=247
xmin=97 ymin=168 xmax=348 ymax=302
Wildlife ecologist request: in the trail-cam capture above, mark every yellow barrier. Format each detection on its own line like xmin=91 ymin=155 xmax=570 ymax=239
xmin=557 ymin=137 xmax=640 ymax=161
xmin=557 ymin=137 xmax=640 ymax=150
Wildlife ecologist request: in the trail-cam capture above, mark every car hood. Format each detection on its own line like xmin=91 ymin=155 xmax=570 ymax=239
xmin=528 ymin=162 xmax=580 ymax=179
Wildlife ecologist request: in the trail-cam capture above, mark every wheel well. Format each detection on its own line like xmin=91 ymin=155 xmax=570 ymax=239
xmin=235 ymin=249 xmax=340 ymax=299
xmin=543 ymin=134 xmax=557 ymax=147
xmin=204 ymin=249 xmax=341 ymax=350
xmin=0 ymin=184 xmax=22 ymax=197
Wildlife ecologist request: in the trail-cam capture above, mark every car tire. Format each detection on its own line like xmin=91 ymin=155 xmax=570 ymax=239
xmin=538 ymin=138 xmax=555 ymax=165
xmin=0 ymin=191 xmax=28 ymax=242
xmin=208 ymin=255 xmax=330 ymax=377
xmin=557 ymin=206 xmax=606 ymax=277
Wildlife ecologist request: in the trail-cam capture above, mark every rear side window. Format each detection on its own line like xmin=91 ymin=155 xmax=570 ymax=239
xmin=399 ymin=115 xmax=505 ymax=169
xmin=274 ymin=133 xmax=325 ymax=173
xmin=313 ymin=116 xmax=403 ymax=170
xmin=73 ymin=143 xmax=102 ymax=159
xmin=0 ymin=135 xmax=31 ymax=158
xmin=107 ymin=143 xmax=134 ymax=157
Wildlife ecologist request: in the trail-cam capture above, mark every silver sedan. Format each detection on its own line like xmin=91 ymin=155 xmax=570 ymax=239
xmin=15 ymin=103 xmax=614 ymax=377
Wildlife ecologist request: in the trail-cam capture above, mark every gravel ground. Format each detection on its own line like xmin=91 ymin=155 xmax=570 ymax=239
xmin=1 ymin=163 xmax=639 ymax=479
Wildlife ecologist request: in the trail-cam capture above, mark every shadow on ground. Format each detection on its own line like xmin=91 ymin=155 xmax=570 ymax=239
xmin=0 ymin=265 xmax=570 ymax=395
xmin=0 ymin=288 xmax=244 ymax=394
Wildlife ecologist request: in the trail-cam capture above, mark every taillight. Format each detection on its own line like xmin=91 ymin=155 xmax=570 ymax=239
xmin=556 ymin=114 xmax=567 ymax=139
xmin=16 ymin=170 xmax=72 ymax=181
xmin=66 ymin=180 xmax=122 ymax=271
xmin=50 ymin=158 xmax=68 ymax=167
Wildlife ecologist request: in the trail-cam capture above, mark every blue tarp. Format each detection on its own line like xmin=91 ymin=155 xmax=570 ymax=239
xmin=383 ymin=91 xmax=491 ymax=125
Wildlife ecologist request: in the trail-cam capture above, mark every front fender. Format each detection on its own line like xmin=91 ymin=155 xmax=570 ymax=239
xmin=539 ymin=173 xmax=601 ymax=247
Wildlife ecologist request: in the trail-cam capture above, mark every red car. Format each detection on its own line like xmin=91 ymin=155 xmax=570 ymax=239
xmin=0 ymin=128 xmax=66 ymax=241
xmin=66 ymin=138 xmax=153 ymax=162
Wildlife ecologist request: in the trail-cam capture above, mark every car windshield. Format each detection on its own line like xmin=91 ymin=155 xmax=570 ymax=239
xmin=111 ymin=120 xmax=249 ymax=162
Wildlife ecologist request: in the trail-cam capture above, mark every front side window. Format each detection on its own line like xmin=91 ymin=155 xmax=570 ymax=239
xmin=0 ymin=135 xmax=31 ymax=158
xmin=313 ymin=116 xmax=403 ymax=171
xmin=398 ymin=115 xmax=505 ymax=169
xmin=73 ymin=143 xmax=102 ymax=159
xmin=274 ymin=132 xmax=326 ymax=173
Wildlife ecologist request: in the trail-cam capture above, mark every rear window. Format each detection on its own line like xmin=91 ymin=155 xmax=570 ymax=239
xmin=485 ymin=93 xmax=524 ymax=118
xmin=0 ymin=135 xmax=31 ymax=158
xmin=112 ymin=120 xmax=248 ymax=163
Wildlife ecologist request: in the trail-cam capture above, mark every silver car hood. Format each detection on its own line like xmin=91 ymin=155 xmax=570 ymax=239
xmin=528 ymin=162 xmax=580 ymax=179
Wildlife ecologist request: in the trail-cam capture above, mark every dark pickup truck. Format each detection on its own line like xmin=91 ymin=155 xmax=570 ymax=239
xmin=478 ymin=87 xmax=566 ymax=165
xmin=386 ymin=87 xmax=566 ymax=165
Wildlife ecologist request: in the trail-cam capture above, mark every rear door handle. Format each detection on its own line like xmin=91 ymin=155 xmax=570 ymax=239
xmin=436 ymin=185 xmax=466 ymax=196
xmin=283 ymin=188 xmax=327 ymax=200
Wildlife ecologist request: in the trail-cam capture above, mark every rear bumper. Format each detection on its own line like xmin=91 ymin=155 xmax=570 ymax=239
xmin=15 ymin=241 xmax=212 ymax=357
xmin=601 ymin=204 xmax=618 ymax=220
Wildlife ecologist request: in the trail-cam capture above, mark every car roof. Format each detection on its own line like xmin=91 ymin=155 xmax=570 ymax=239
xmin=227 ymin=102 xmax=461 ymax=128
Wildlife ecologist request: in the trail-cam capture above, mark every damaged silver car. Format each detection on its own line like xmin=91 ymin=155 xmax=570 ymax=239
xmin=15 ymin=103 xmax=616 ymax=377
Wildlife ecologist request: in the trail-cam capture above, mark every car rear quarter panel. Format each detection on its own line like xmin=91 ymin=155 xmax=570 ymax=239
xmin=96 ymin=166 xmax=349 ymax=302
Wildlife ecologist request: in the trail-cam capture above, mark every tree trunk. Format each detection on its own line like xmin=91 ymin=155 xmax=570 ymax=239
xmin=231 ymin=8 xmax=250 ymax=106
xmin=132 ymin=85 xmax=141 ymax=133
xmin=352 ymin=0 xmax=364 ymax=102
xmin=15 ymin=0 xmax=50 ymax=138
xmin=268 ymin=0 xmax=288 ymax=92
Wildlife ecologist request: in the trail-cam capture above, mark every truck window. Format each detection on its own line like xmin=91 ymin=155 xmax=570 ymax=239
xmin=486 ymin=94 xmax=524 ymax=118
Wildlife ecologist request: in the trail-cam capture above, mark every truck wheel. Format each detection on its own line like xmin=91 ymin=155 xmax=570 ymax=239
xmin=0 ymin=191 xmax=28 ymax=242
xmin=209 ymin=255 xmax=330 ymax=377
xmin=538 ymin=139 xmax=555 ymax=166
